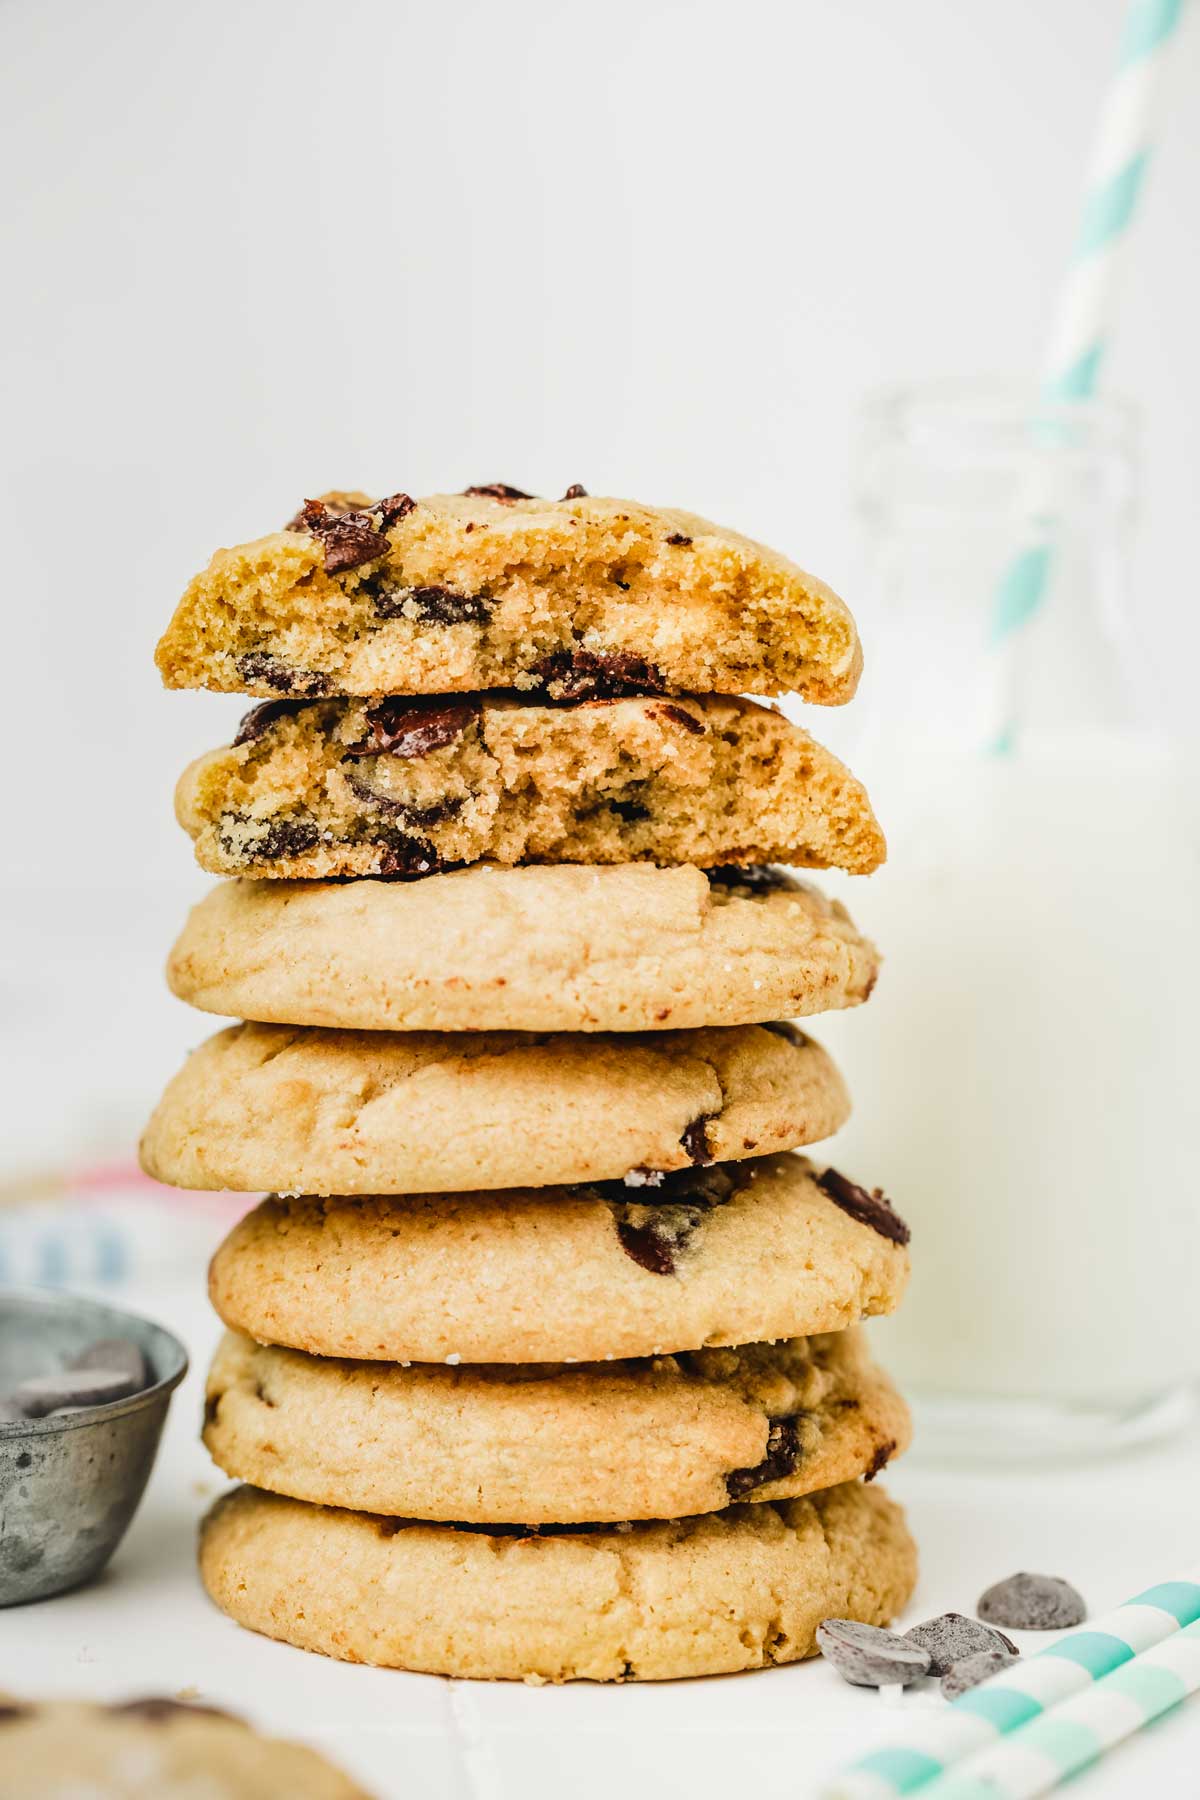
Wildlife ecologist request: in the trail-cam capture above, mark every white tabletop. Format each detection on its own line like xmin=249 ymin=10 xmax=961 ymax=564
xmin=11 ymin=1276 xmax=1200 ymax=1800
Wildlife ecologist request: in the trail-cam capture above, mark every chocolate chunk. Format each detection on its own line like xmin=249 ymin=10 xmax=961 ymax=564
xmin=680 ymin=1115 xmax=716 ymax=1166
xmin=344 ymin=697 xmax=481 ymax=760
xmin=528 ymin=648 xmax=668 ymax=701
xmin=942 ymin=1645 xmax=1018 ymax=1698
xmin=290 ymin=498 xmax=389 ymax=573
xmin=615 ymin=1209 xmax=703 ymax=1276
xmin=69 ymin=1338 xmax=149 ymax=1390
xmin=607 ymin=1164 xmax=742 ymax=1274
xmin=725 ymin=1417 xmax=803 ymax=1499
xmin=0 ymin=1703 xmax=33 ymax=1723
xmin=368 ymin=579 xmax=493 ymax=625
xmin=370 ymin=492 xmax=417 ymax=530
xmin=655 ymin=703 xmax=705 ymax=736
xmin=706 ymin=864 xmax=800 ymax=893
xmin=13 ymin=1368 xmax=143 ymax=1417
xmin=561 ymin=483 xmax=588 ymax=500
xmin=110 ymin=1697 xmax=235 ymax=1724
xmin=223 ymin=815 xmax=322 ymax=864
xmin=816 ymin=1619 xmax=931 ymax=1688
xmin=761 ymin=1021 xmax=807 ymax=1046
xmin=233 ymin=698 xmax=308 ymax=747
xmin=978 ymin=1573 xmax=1086 ymax=1632
xmin=343 ymin=767 xmax=464 ymax=828
xmin=234 ymin=653 xmax=330 ymax=697
xmin=904 ymin=1613 xmax=1019 ymax=1677
xmin=863 ymin=1438 xmax=897 ymax=1481
xmin=815 ymin=1168 xmax=910 ymax=1247
xmin=665 ymin=532 xmax=693 ymax=546
xmin=462 ymin=483 xmax=536 ymax=502
xmin=374 ymin=828 xmax=443 ymax=878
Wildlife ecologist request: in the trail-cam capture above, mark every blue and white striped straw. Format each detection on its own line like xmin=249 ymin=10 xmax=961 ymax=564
xmin=823 ymin=1571 xmax=1200 ymax=1798
xmin=990 ymin=0 xmax=1186 ymax=707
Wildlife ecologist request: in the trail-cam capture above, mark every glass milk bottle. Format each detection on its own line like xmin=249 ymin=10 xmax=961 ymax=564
xmin=811 ymin=383 xmax=1200 ymax=1459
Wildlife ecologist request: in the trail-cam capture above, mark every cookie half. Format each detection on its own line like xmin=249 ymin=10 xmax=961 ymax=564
xmin=167 ymin=864 xmax=880 ymax=1033
xmin=208 ymin=1155 xmax=911 ymax=1362
xmin=0 ymin=1696 xmax=369 ymax=1799
xmin=198 ymin=1479 xmax=915 ymax=1682
xmin=174 ymin=693 xmax=885 ymax=879
xmin=155 ymin=489 xmax=861 ymax=706
xmin=203 ymin=1327 xmax=910 ymax=1524
xmin=141 ymin=1019 xmax=849 ymax=1195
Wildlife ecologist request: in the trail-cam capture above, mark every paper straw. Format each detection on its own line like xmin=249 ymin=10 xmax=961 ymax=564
xmin=822 ymin=1571 xmax=1200 ymax=1798
xmin=988 ymin=0 xmax=1186 ymax=746
xmin=919 ymin=1620 xmax=1200 ymax=1798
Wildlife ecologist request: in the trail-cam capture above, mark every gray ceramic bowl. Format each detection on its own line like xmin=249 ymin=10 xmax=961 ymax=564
xmin=0 ymin=1288 xmax=188 ymax=1605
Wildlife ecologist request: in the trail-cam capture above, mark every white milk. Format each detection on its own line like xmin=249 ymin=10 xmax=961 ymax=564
xmin=816 ymin=730 xmax=1200 ymax=1407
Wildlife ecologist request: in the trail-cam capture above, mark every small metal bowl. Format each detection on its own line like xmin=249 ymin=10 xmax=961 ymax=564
xmin=0 ymin=1288 xmax=188 ymax=1605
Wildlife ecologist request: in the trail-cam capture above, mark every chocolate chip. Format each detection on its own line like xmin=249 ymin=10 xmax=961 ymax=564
xmin=368 ymin=579 xmax=493 ymax=625
xmin=561 ymin=483 xmax=588 ymax=500
xmin=815 ymin=1168 xmax=910 ymax=1247
xmin=863 ymin=1438 xmax=897 ymax=1481
xmin=342 ymin=767 xmax=464 ymax=828
xmin=234 ymin=653 xmax=330 ymax=697
xmin=816 ymin=1619 xmax=931 ymax=1688
xmin=374 ymin=828 xmax=443 ymax=877
xmin=289 ymin=498 xmax=390 ymax=573
xmin=725 ymin=1417 xmax=803 ymax=1499
xmin=680 ymin=1116 xmax=715 ymax=1166
xmin=761 ymin=1021 xmax=807 ymax=1046
xmin=904 ymin=1613 xmax=1019 ymax=1677
xmin=233 ymin=698 xmax=308 ymax=746
xmin=69 ymin=1338 xmax=149 ymax=1390
xmin=665 ymin=532 xmax=692 ymax=546
xmin=462 ymin=483 xmax=536 ymax=502
xmin=220 ymin=815 xmax=322 ymax=865
xmin=0 ymin=1703 xmax=33 ymax=1723
xmin=343 ymin=697 xmax=481 ymax=760
xmin=110 ymin=1697 xmax=235 ymax=1724
xmin=942 ymin=1645 xmax=1019 ymax=1698
xmin=655 ymin=703 xmax=705 ymax=736
xmin=706 ymin=864 xmax=800 ymax=893
xmin=978 ymin=1573 xmax=1086 ymax=1632
xmin=370 ymin=493 xmax=417 ymax=530
xmin=607 ymin=1164 xmax=742 ymax=1275
xmin=13 ymin=1368 xmax=143 ymax=1417
xmin=615 ymin=1209 xmax=703 ymax=1276
xmin=528 ymin=648 xmax=668 ymax=701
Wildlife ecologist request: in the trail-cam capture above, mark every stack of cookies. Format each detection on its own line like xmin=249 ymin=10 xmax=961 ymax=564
xmin=141 ymin=485 xmax=917 ymax=1682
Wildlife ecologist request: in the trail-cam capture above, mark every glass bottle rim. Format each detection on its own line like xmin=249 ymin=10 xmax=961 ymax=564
xmin=863 ymin=378 xmax=1138 ymax=461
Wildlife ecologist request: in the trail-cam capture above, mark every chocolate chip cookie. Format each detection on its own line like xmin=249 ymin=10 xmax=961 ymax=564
xmin=174 ymin=692 xmax=885 ymax=879
xmin=140 ymin=1019 xmax=849 ymax=1195
xmin=203 ymin=1327 xmax=909 ymax=1524
xmin=167 ymin=863 xmax=880 ymax=1033
xmin=207 ymin=1154 xmax=911 ymax=1363
xmin=155 ymin=489 xmax=861 ymax=706
xmin=198 ymin=1479 xmax=916 ymax=1682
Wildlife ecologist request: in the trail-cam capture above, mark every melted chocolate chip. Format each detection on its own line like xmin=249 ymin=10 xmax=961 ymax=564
xmin=665 ymin=532 xmax=693 ymax=546
xmin=725 ymin=1417 xmax=804 ymax=1500
xmin=761 ymin=1021 xmax=808 ymax=1046
xmin=343 ymin=766 xmax=464 ymax=827
xmin=863 ymin=1438 xmax=897 ymax=1482
xmin=368 ymin=579 xmax=493 ymax=625
xmin=234 ymin=653 xmax=330 ymax=697
xmin=815 ymin=1168 xmax=910 ymax=1247
xmin=220 ymin=814 xmax=321 ymax=864
xmin=527 ymin=648 xmax=668 ymax=701
xmin=655 ymin=703 xmax=705 ymax=736
xmin=233 ymin=698 xmax=308 ymax=746
xmin=706 ymin=864 xmax=800 ymax=893
xmin=290 ymin=499 xmax=389 ymax=574
xmin=680 ymin=1115 xmax=716 ymax=1166
xmin=605 ymin=1164 xmax=743 ymax=1275
xmin=374 ymin=827 xmax=443 ymax=877
xmin=371 ymin=493 xmax=417 ymax=530
xmin=561 ymin=483 xmax=588 ymax=500
xmin=343 ymin=697 xmax=481 ymax=759
xmin=110 ymin=1697 xmax=235 ymax=1724
xmin=462 ymin=483 xmax=536 ymax=502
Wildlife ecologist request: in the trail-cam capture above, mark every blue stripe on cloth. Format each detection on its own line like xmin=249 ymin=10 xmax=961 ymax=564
xmin=1128 ymin=1581 xmax=1200 ymax=1626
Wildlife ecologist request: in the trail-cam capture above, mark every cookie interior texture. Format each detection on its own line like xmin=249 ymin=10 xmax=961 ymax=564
xmin=166 ymin=863 xmax=880 ymax=1034
xmin=207 ymin=1154 xmax=911 ymax=1363
xmin=203 ymin=1326 xmax=910 ymax=1523
xmin=155 ymin=490 xmax=861 ymax=705
xmin=174 ymin=693 xmax=885 ymax=880
xmin=197 ymin=1478 xmax=916 ymax=1682
xmin=140 ymin=1018 xmax=850 ymax=1195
